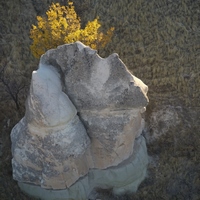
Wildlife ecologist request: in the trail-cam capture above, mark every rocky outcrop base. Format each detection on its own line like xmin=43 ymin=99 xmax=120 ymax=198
xmin=18 ymin=136 xmax=147 ymax=200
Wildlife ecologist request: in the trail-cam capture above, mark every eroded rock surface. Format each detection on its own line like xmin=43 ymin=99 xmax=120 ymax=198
xmin=11 ymin=42 xmax=149 ymax=198
xmin=18 ymin=136 xmax=147 ymax=200
xmin=11 ymin=63 xmax=90 ymax=189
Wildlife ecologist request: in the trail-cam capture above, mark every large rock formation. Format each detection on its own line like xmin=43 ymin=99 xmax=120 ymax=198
xmin=11 ymin=63 xmax=91 ymax=189
xmin=11 ymin=42 xmax=149 ymax=199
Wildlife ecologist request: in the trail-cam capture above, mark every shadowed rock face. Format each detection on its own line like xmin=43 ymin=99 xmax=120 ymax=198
xmin=11 ymin=42 xmax=149 ymax=196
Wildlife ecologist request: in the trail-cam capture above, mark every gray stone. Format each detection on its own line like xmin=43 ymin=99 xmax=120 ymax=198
xmin=39 ymin=41 xmax=149 ymax=169
xmin=41 ymin=42 xmax=148 ymax=111
xmin=11 ymin=42 xmax=149 ymax=197
xmin=18 ymin=136 xmax=148 ymax=200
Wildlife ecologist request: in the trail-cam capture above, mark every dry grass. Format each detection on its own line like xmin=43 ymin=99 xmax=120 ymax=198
xmin=0 ymin=0 xmax=199 ymax=199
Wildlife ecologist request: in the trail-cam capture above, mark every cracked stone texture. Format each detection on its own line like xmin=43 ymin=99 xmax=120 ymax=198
xmin=11 ymin=63 xmax=91 ymax=189
xmin=18 ymin=136 xmax=148 ymax=200
xmin=11 ymin=42 xmax=149 ymax=193
xmin=40 ymin=42 xmax=149 ymax=168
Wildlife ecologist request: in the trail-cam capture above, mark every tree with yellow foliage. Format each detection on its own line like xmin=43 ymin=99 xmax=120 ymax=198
xmin=30 ymin=2 xmax=114 ymax=58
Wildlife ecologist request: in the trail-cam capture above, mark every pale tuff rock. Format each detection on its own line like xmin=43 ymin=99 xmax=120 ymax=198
xmin=18 ymin=136 xmax=147 ymax=200
xmin=41 ymin=42 xmax=148 ymax=110
xmin=26 ymin=64 xmax=77 ymax=127
xmin=39 ymin=41 xmax=148 ymax=168
xmin=11 ymin=42 xmax=149 ymax=198
xmin=11 ymin=63 xmax=90 ymax=189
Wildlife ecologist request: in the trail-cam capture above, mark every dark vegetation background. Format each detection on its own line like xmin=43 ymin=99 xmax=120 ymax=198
xmin=0 ymin=0 xmax=199 ymax=199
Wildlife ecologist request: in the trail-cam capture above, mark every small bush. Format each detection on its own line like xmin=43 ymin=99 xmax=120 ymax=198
xmin=30 ymin=2 xmax=114 ymax=58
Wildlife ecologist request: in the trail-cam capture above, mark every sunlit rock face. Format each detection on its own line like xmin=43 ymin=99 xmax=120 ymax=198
xmin=11 ymin=42 xmax=149 ymax=199
xmin=11 ymin=63 xmax=91 ymax=189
